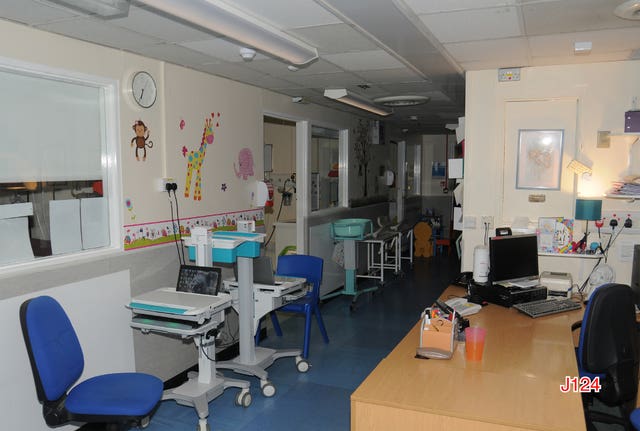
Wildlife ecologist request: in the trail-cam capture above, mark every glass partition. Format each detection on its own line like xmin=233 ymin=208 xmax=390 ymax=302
xmin=310 ymin=126 xmax=340 ymax=211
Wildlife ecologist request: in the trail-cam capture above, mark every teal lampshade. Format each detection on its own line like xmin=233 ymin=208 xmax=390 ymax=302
xmin=575 ymin=198 xmax=602 ymax=221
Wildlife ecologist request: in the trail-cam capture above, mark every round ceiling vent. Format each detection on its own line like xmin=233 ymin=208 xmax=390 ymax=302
xmin=373 ymin=95 xmax=430 ymax=107
xmin=614 ymin=0 xmax=640 ymax=20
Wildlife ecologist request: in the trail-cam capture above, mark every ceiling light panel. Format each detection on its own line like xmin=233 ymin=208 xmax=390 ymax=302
xmin=137 ymin=0 xmax=319 ymax=65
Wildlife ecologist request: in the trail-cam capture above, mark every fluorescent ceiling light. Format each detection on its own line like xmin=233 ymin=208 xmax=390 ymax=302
xmin=324 ymin=89 xmax=392 ymax=117
xmin=137 ymin=0 xmax=318 ymax=66
xmin=45 ymin=0 xmax=130 ymax=18
xmin=374 ymin=95 xmax=430 ymax=107
xmin=614 ymin=0 xmax=640 ymax=20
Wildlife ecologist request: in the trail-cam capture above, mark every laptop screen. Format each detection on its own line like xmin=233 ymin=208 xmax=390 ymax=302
xmin=176 ymin=265 xmax=221 ymax=295
xmin=233 ymin=256 xmax=276 ymax=285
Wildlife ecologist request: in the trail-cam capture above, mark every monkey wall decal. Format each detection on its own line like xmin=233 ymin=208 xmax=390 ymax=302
xmin=131 ymin=120 xmax=154 ymax=161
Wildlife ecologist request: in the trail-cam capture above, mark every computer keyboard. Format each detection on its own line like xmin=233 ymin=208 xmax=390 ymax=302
xmin=513 ymin=298 xmax=582 ymax=318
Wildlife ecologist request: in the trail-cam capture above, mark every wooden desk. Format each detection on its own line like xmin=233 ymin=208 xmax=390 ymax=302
xmin=351 ymin=286 xmax=586 ymax=431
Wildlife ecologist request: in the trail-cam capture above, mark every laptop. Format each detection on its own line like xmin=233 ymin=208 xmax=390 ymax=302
xmin=176 ymin=264 xmax=221 ymax=295
xmin=233 ymin=256 xmax=291 ymax=285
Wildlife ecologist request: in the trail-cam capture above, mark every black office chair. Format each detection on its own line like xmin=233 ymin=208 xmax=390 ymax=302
xmin=20 ymin=295 xmax=164 ymax=430
xmin=572 ymin=283 xmax=640 ymax=431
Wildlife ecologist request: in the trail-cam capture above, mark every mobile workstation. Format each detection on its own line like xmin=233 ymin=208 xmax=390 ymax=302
xmin=186 ymin=227 xmax=309 ymax=397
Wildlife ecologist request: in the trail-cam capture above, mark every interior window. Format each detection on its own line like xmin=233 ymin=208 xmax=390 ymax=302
xmin=0 ymin=62 xmax=116 ymax=266
xmin=310 ymin=126 xmax=340 ymax=211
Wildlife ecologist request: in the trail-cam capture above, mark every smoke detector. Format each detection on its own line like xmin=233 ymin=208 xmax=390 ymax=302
xmin=614 ymin=1 xmax=640 ymax=19
xmin=239 ymin=47 xmax=256 ymax=61
xmin=373 ymin=95 xmax=429 ymax=107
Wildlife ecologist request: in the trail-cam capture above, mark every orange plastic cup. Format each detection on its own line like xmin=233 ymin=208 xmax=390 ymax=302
xmin=465 ymin=327 xmax=487 ymax=361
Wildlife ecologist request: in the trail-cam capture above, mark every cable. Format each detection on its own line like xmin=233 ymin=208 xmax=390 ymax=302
xmin=171 ymin=188 xmax=186 ymax=265
xmin=167 ymin=189 xmax=184 ymax=266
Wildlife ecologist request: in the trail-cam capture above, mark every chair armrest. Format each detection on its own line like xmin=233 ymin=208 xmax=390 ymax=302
xmin=571 ymin=320 xmax=582 ymax=332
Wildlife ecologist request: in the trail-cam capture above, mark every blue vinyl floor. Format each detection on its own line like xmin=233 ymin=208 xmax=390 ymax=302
xmin=144 ymin=254 xmax=459 ymax=431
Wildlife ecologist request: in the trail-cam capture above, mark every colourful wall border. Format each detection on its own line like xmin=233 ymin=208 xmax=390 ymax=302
xmin=123 ymin=208 xmax=264 ymax=251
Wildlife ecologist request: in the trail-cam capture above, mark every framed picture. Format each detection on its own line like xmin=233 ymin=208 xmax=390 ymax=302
xmin=516 ymin=129 xmax=564 ymax=190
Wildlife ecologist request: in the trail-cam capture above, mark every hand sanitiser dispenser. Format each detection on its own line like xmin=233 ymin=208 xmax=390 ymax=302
xmin=473 ymin=246 xmax=489 ymax=284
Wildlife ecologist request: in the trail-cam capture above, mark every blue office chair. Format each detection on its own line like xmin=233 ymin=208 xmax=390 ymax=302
xmin=572 ymin=283 xmax=639 ymax=431
xmin=632 ymin=409 xmax=640 ymax=430
xmin=260 ymin=255 xmax=329 ymax=359
xmin=20 ymin=296 xmax=163 ymax=430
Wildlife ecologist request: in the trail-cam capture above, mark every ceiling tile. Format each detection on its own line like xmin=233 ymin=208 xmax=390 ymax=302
xmin=198 ymin=60 xmax=271 ymax=83
xmin=242 ymin=58 xmax=342 ymax=76
xmin=353 ymin=68 xmax=424 ymax=84
xmin=284 ymin=70 xmax=364 ymax=87
xmin=0 ymin=0 xmax=78 ymax=25
xmin=418 ymin=6 xmax=523 ymax=43
xmin=111 ymin=5 xmax=213 ymax=43
xmin=403 ymin=0 xmax=518 ymax=14
xmin=378 ymin=81 xmax=442 ymax=94
xmin=444 ymin=37 xmax=529 ymax=64
xmin=225 ymin=0 xmax=342 ymax=29
xmin=522 ymin=0 xmax=640 ymax=36
xmin=136 ymin=43 xmax=215 ymax=68
xmin=37 ymin=17 xmax=162 ymax=51
xmin=252 ymin=75 xmax=302 ymax=89
xmin=529 ymin=28 xmax=640 ymax=58
xmin=288 ymin=23 xmax=379 ymax=54
xmin=530 ymin=51 xmax=634 ymax=67
xmin=324 ymin=50 xmax=405 ymax=71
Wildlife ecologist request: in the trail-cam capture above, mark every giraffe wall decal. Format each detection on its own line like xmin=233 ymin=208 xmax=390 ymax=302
xmin=184 ymin=113 xmax=219 ymax=200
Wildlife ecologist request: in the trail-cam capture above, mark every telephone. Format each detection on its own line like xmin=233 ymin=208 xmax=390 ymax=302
xmin=453 ymin=271 xmax=473 ymax=287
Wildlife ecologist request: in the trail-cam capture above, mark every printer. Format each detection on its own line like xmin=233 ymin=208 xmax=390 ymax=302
xmin=540 ymin=271 xmax=573 ymax=298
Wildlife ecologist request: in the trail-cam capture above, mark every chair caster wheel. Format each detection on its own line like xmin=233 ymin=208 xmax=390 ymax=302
xmin=296 ymin=357 xmax=310 ymax=373
xmin=261 ymin=380 xmax=276 ymax=397
xmin=235 ymin=389 xmax=252 ymax=407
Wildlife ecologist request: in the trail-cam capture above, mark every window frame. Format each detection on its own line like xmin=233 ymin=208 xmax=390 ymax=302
xmin=0 ymin=56 xmax=123 ymax=271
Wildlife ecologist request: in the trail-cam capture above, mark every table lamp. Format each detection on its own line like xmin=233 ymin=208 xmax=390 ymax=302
xmin=575 ymin=198 xmax=602 ymax=250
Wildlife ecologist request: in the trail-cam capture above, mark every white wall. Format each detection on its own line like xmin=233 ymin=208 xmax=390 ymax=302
xmin=463 ymin=61 xmax=640 ymax=287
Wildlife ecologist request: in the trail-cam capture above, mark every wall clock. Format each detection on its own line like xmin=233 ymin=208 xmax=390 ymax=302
xmin=131 ymin=71 xmax=156 ymax=108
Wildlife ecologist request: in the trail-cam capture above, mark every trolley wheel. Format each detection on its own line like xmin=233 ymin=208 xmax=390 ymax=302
xmin=260 ymin=380 xmax=276 ymax=397
xmin=235 ymin=390 xmax=252 ymax=408
xmin=296 ymin=356 xmax=310 ymax=373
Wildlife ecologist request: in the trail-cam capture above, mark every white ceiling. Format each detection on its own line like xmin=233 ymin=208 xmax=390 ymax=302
xmin=2 ymin=0 xmax=640 ymax=134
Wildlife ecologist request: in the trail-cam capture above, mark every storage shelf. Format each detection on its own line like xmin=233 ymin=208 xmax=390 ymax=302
xmin=538 ymin=252 xmax=602 ymax=259
xmin=605 ymin=193 xmax=640 ymax=201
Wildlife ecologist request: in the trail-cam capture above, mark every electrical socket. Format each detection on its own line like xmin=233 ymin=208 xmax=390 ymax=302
xmin=156 ymin=177 xmax=175 ymax=192
xmin=481 ymin=216 xmax=494 ymax=231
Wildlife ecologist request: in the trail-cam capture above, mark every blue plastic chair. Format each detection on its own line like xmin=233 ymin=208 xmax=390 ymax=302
xmin=261 ymin=255 xmax=329 ymax=359
xmin=20 ymin=296 xmax=163 ymax=430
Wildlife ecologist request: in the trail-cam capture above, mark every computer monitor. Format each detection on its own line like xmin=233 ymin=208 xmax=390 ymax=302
xmin=631 ymin=244 xmax=640 ymax=306
xmin=489 ymin=234 xmax=539 ymax=284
